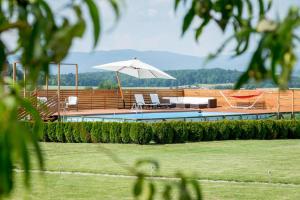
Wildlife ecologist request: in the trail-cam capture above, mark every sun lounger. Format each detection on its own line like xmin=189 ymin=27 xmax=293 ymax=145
xmin=65 ymin=96 xmax=78 ymax=110
xmin=150 ymin=94 xmax=173 ymax=108
xmin=37 ymin=96 xmax=48 ymax=103
xmin=132 ymin=94 xmax=156 ymax=110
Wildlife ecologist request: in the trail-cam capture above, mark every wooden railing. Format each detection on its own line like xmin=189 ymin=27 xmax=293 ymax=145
xmin=28 ymin=88 xmax=300 ymax=114
xmin=18 ymin=92 xmax=38 ymax=120
xmin=18 ymin=93 xmax=59 ymax=121
xmin=36 ymin=88 xmax=184 ymax=110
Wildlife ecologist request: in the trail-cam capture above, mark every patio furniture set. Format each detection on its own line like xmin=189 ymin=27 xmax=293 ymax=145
xmin=132 ymin=93 xmax=217 ymax=110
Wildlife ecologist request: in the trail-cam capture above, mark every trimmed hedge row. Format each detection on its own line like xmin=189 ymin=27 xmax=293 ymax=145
xmin=27 ymin=120 xmax=300 ymax=145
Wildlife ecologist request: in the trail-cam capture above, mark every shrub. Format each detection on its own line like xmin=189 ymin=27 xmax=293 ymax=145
xmin=73 ymin=123 xmax=82 ymax=143
xmin=264 ymin=120 xmax=277 ymax=139
xmin=294 ymin=121 xmax=300 ymax=139
xmin=40 ymin=123 xmax=49 ymax=142
xmin=27 ymin=119 xmax=300 ymax=144
xmin=91 ymin=122 xmax=102 ymax=143
xmin=239 ymin=121 xmax=256 ymax=139
xmin=216 ymin=121 xmax=232 ymax=140
xmin=64 ymin=123 xmax=75 ymax=143
xmin=187 ymin=122 xmax=204 ymax=142
xmin=170 ymin=121 xmax=188 ymax=143
xmin=152 ymin=122 xmax=174 ymax=144
xmin=110 ymin=122 xmax=122 ymax=143
xmin=81 ymin=122 xmax=92 ymax=143
xmin=121 ymin=122 xmax=131 ymax=143
xmin=47 ymin=123 xmax=57 ymax=142
xmin=101 ymin=123 xmax=111 ymax=143
xmin=56 ymin=123 xmax=65 ymax=142
xmin=130 ymin=123 xmax=152 ymax=144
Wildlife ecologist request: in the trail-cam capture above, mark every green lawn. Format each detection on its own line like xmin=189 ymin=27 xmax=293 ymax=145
xmin=6 ymin=140 xmax=300 ymax=199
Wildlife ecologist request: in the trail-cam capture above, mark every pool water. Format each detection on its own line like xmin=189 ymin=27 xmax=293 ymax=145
xmin=63 ymin=111 xmax=275 ymax=122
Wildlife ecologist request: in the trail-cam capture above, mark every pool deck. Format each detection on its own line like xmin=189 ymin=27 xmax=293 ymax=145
xmin=59 ymin=106 xmax=281 ymax=117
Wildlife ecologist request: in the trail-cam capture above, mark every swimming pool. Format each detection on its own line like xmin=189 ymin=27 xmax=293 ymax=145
xmin=62 ymin=111 xmax=275 ymax=122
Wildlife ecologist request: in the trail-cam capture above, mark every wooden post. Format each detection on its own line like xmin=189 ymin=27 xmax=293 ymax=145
xmin=23 ymin=67 xmax=26 ymax=98
xmin=75 ymin=64 xmax=78 ymax=111
xmin=277 ymin=89 xmax=280 ymax=119
xmin=116 ymin=72 xmax=125 ymax=108
xmin=292 ymin=89 xmax=295 ymax=119
xmin=45 ymin=75 xmax=48 ymax=99
xmin=57 ymin=63 xmax=61 ymax=117
xmin=13 ymin=62 xmax=17 ymax=85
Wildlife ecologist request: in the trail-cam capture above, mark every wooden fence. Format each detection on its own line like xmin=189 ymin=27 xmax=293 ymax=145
xmin=36 ymin=88 xmax=183 ymax=110
xmin=35 ymin=88 xmax=300 ymax=113
xmin=184 ymin=89 xmax=300 ymax=112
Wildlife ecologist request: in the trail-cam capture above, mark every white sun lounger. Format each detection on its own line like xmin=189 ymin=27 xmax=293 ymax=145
xmin=132 ymin=94 xmax=156 ymax=110
xmin=150 ymin=94 xmax=172 ymax=108
xmin=37 ymin=96 xmax=48 ymax=103
xmin=65 ymin=96 xmax=78 ymax=109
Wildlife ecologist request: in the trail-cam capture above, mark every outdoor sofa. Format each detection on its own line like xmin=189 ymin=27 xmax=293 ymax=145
xmin=162 ymin=97 xmax=217 ymax=108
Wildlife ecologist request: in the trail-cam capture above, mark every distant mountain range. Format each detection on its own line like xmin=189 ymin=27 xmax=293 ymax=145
xmin=8 ymin=49 xmax=300 ymax=75
xmin=61 ymin=49 xmax=251 ymax=73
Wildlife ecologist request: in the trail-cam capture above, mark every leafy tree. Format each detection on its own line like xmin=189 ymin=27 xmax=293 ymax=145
xmin=98 ymin=79 xmax=119 ymax=89
xmin=0 ymin=0 xmax=119 ymax=197
xmin=176 ymin=0 xmax=300 ymax=89
xmin=44 ymin=68 xmax=300 ymax=88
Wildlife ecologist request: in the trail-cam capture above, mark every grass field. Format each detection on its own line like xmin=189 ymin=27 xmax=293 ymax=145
xmin=6 ymin=140 xmax=300 ymax=199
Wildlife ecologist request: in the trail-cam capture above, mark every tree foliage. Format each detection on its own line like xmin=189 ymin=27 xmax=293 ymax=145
xmin=0 ymin=0 xmax=119 ymax=197
xmin=41 ymin=68 xmax=241 ymax=87
xmin=40 ymin=68 xmax=300 ymax=89
xmin=177 ymin=0 xmax=300 ymax=89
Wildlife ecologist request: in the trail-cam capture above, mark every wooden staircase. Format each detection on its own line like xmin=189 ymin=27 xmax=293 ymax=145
xmin=18 ymin=92 xmax=59 ymax=121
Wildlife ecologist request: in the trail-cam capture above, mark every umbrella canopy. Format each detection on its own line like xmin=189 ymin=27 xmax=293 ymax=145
xmin=93 ymin=59 xmax=176 ymax=80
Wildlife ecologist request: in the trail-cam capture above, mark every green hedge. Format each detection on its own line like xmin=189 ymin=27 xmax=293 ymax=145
xmin=26 ymin=120 xmax=300 ymax=145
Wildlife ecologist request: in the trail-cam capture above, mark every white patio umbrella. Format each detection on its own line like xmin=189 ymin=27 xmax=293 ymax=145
xmin=93 ymin=58 xmax=176 ymax=107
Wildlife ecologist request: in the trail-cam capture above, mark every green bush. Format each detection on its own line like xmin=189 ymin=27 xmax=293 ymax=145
xmin=65 ymin=122 xmax=76 ymax=143
xmin=47 ymin=123 xmax=57 ymax=142
xmin=293 ymin=121 xmax=300 ymax=139
xmin=81 ymin=122 xmax=92 ymax=143
xmin=121 ymin=122 xmax=131 ymax=143
xmin=73 ymin=123 xmax=82 ymax=143
xmin=110 ymin=122 xmax=122 ymax=143
xmin=202 ymin=122 xmax=218 ymax=141
xmin=169 ymin=121 xmax=188 ymax=143
xmin=152 ymin=122 xmax=174 ymax=144
xmin=215 ymin=120 xmax=236 ymax=140
xmin=56 ymin=123 xmax=65 ymax=142
xmin=101 ymin=123 xmax=111 ymax=143
xmin=130 ymin=123 xmax=152 ymax=144
xmin=24 ymin=119 xmax=300 ymax=145
xmin=41 ymin=123 xmax=49 ymax=142
xmin=187 ymin=122 xmax=204 ymax=141
xmin=91 ymin=122 xmax=102 ymax=143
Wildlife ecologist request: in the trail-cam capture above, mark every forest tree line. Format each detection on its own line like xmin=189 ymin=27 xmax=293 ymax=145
xmin=8 ymin=67 xmax=300 ymax=89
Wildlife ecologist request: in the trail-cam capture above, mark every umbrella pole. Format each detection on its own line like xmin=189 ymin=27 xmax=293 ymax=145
xmin=116 ymin=72 xmax=125 ymax=108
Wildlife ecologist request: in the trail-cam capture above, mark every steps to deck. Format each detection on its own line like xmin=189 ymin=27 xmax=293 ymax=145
xmin=18 ymin=93 xmax=59 ymax=121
